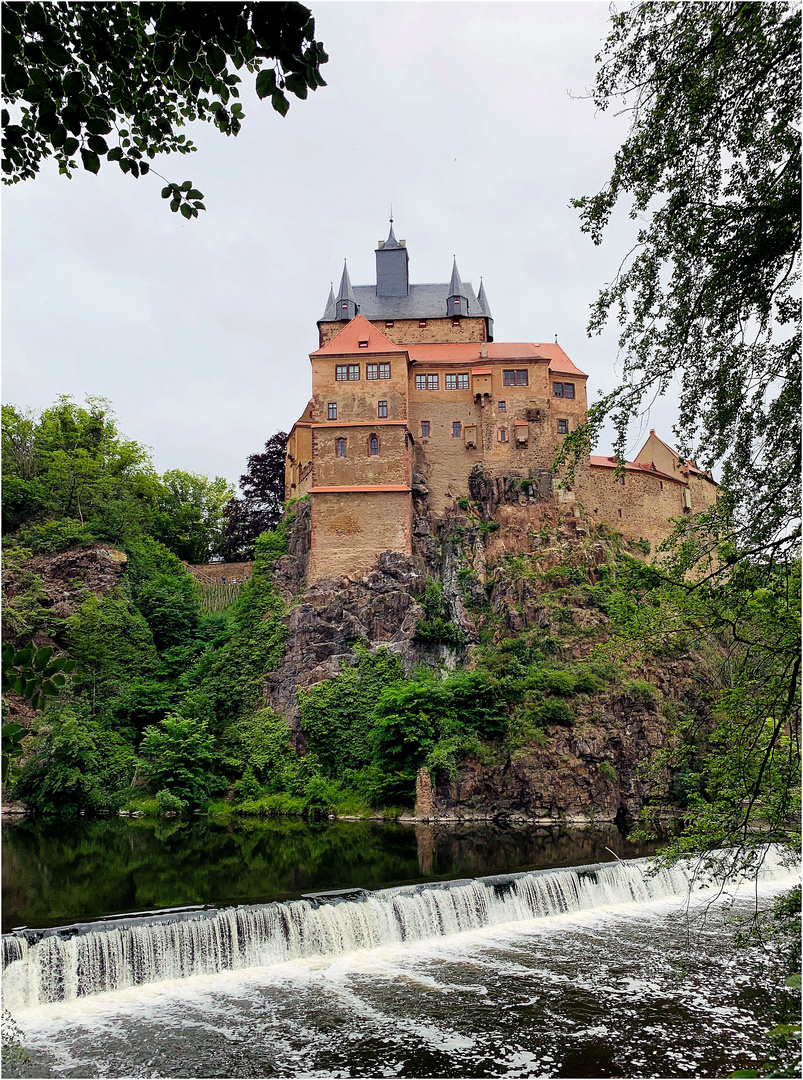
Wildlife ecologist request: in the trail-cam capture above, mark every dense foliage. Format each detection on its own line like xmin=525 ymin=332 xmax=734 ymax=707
xmin=2 ymin=396 xmax=233 ymax=560
xmin=565 ymin=1 xmax=800 ymax=557
xmin=2 ymin=2 xmax=328 ymax=215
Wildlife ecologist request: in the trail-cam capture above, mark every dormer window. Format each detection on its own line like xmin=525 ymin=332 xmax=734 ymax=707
xmin=419 ymin=320 xmax=427 ymax=328
xmin=385 ymin=321 xmax=394 ymax=328
xmin=358 ymin=340 xmax=369 ymax=348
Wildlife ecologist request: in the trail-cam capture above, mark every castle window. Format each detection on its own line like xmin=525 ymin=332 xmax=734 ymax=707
xmin=358 ymin=340 xmax=369 ymax=349
xmin=348 ymin=365 xmax=360 ymax=380
xmin=618 ymin=509 xmax=622 ymax=518
xmin=385 ymin=321 xmax=394 ymax=328
xmin=618 ymin=475 xmax=625 ymax=486
xmin=554 ymin=381 xmax=575 ymax=398
xmin=452 ymin=421 xmax=461 ymax=438
xmin=378 ymin=400 xmax=388 ymax=418
xmin=328 ymin=402 xmax=337 ymax=420
xmin=503 ymin=369 xmax=529 ymax=386
xmin=415 ymin=374 xmax=426 ymax=390
xmin=557 ymin=419 xmax=569 ymax=434
xmin=563 ymin=383 xmax=575 ymax=399
xmin=452 ymin=319 xmax=461 ymax=326
xmin=498 ymin=400 xmax=506 ymax=412
xmin=660 ymin=481 xmax=664 ymax=490
xmin=336 ymin=438 xmax=347 ymax=457
xmin=457 ymin=373 xmax=469 ymax=389
xmin=419 ymin=320 xmax=428 ymax=328
xmin=369 ymin=434 xmax=380 ymax=456
xmin=421 ymin=420 xmax=431 ymax=438
xmin=445 ymin=373 xmax=470 ymax=390
xmin=367 ymin=364 xmax=378 ymax=380
xmin=336 ymin=365 xmax=348 ymax=381
xmin=499 ymin=427 xmax=508 ymax=443
xmin=379 ymin=363 xmax=390 ymax=379
xmin=427 ymin=374 xmax=439 ymax=390
xmin=446 ymin=374 xmax=457 ymax=390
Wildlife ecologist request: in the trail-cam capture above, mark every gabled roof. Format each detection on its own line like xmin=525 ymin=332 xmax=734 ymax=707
xmin=635 ymin=429 xmax=715 ymax=480
xmin=311 ymin=315 xmax=408 ymax=357
xmin=588 ymin=455 xmax=684 ymax=485
xmin=535 ymin=343 xmax=587 ymax=377
xmin=404 ymin=341 xmax=587 ymax=376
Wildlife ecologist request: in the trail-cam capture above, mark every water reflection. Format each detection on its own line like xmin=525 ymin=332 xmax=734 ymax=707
xmin=2 ymin=815 xmax=657 ymax=932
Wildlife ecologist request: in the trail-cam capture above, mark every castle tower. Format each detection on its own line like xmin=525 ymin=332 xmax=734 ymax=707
xmin=375 ymin=220 xmax=409 ymax=297
xmin=335 ymin=262 xmax=358 ymax=321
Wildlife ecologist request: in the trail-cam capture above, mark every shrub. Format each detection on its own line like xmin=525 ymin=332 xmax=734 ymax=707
xmin=622 ymin=679 xmax=661 ymax=706
xmin=599 ymin=760 xmax=617 ymax=783
xmin=155 ymin=789 xmax=187 ymax=815
xmin=414 ymin=578 xmax=465 ymax=647
xmin=139 ymin=714 xmax=219 ymax=807
xmin=541 ymin=698 xmax=574 ymax=726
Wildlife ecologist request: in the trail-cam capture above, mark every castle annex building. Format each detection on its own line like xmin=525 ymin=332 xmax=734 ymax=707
xmin=286 ymin=224 xmax=717 ymax=582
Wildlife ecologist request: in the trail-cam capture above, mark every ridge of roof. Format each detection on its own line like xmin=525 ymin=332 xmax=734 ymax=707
xmin=311 ymin=315 xmax=409 ymax=357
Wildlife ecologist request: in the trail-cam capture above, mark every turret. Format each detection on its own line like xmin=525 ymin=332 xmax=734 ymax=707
xmin=477 ymin=278 xmax=494 ymax=340
xmin=446 ymin=259 xmax=468 ymax=318
xmin=375 ymin=220 xmax=409 ymax=297
xmin=335 ymin=261 xmax=358 ymax=320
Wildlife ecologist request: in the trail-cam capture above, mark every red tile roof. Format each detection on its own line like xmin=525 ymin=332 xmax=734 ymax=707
xmin=588 ymin=455 xmax=684 ymax=485
xmin=311 ymin=315 xmax=408 ymax=356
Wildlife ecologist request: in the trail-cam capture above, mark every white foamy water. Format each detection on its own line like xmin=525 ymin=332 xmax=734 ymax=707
xmin=3 ymin=845 xmax=797 ymax=1013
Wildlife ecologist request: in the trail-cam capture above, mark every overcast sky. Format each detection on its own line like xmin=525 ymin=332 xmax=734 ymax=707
xmin=3 ymin=1 xmax=685 ymax=491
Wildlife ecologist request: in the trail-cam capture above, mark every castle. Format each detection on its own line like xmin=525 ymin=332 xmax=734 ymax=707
xmin=285 ymin=223 xmax=717 ymax=582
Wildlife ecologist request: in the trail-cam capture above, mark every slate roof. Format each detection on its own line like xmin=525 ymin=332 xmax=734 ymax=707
xmin=319 ymin=281 xmax=484 ymax=322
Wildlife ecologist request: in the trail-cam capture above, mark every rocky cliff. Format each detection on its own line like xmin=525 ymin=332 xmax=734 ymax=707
xmin=262 ymin=488 xmax=691 ymax=823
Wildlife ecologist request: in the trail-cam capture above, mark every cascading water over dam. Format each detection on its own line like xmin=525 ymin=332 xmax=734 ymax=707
xmin=3 ymin=847 xmax=795 ymax=1010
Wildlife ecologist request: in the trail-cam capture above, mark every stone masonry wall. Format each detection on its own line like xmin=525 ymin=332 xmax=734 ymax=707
xmin=308 ymin=490 xmax=413 ymax=582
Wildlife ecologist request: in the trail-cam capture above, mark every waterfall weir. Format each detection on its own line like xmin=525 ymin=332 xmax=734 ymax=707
xmin=3 ymin=847 xmax=796 ymax=1009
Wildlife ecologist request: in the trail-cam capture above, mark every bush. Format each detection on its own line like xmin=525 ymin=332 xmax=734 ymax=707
xmin=155 ymin=789 xmax=187 ymax=815
xmin=12 ymin=518 xmax=97 ymax=555
xmin=413 ymin=579 xmax=465 ymax=647
xmin=540 ymin=698 xmax=574 ymax=726
xmin=599 ymin=760 xmax=617 ymax=783
xmin=622 ymin=679 xmax=661 ymax=706
xmin=139 ymin=714 xmax=219 ymax=807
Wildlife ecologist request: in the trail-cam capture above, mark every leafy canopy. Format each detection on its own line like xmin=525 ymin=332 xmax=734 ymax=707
xmin=567 ymin=2 xmax=800 ymax=555
xmin=2 ymin=2 xmax=328 ymax=215
xmin=219 ymin=430 xmax=288 ymax=561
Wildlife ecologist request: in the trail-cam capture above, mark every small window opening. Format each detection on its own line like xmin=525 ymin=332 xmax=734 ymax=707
xmin=378 ymin=400 xmax=388 ymax=418
xmin=498 ymin=427 xmax=508 ymax=443
xmin=498 ymin=400 xmax=506 ymax=412
xmin=452 ymin=421 xmax=461 ymax=438
xmin=369 ymin=435 xmax=379 ymax=456
xmin=557 ymin=419 xmax=569 ymax=434
xmin=336 ymin=438 xmax=346 ymax=457
xmin=421 ymin=420 xmax=430 ymax=438
xmin=328 ymin=402 xmax=337 ymax=420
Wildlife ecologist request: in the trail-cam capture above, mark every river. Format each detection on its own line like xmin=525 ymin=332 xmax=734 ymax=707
xmin=2 ymin=818 xmax=798 ymax=1078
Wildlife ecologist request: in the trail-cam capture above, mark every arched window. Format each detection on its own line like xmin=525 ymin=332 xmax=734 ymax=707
xmin=369 ymin=434 xmax=380 ymax=456
xmin=336 ymin=437 xmax=347 ymax=457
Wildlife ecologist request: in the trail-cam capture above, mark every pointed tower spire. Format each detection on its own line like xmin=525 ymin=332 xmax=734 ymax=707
xmin=321 ymin=282 xmax=336 ymax=321
xmin=336 ymin=261 xmax=358 ymax=320
xmin=446 ymin=258 xmax=468 ymax=317
xmin=477 ymin=277 xmax=494 ymax=341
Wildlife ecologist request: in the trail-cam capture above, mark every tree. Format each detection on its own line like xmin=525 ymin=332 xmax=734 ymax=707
xmin=2 ymin=2 xmax=328 ymax=216
xmin=151 ymin=469 xmax=234 ymax=563
xmin=218 ymin=430 xmax=288 ymax=560
xmin=567 ymin=2 xmax=800 ymax=556
xmin=139 ymin=713 xmax=218 ymax=806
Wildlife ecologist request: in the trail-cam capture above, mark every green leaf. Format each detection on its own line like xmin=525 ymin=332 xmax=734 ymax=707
xmin=42 ymin=41 xmax=72 ymax=67
xmin=106 ymin=146 xmax=123 ymax=161
xmin=728 ymin=1071 xmax=760 ymax=1077
xmin=170 ymin=198 xmax=180 ymax=212
xmin=4 ymin=65 xmax=29 ymax=93
xmin=87 ymin=134 xmax=108 ymax=154
xmin=271 ymin=90 xmax=289 ymax=117
xmin=785 ymin=974 xmax=802 ymax=990
xmin=63 ymin=70 xmax=83 ymax=95
xmin=86 ymin=118 xmax=112 ymax=136
xmin=180 ymin=203 xmax=193 ymax=219
xmin=50 ymin=123 xmax=66 ymax=148
xmin=285 ymin=73 xmax=308 ymax=99
xmin=153 ymin=40 xmax=173 ymax=74
xmin=80 ymin=148 xmax=100 ymax=174
xmin=255 ymin=68 xmax=276 ymax=99
xmin=63 ymin=136 xmax=79 ymax=156
xmin=187 ymin=188 xmax=203 ymax=200
xmin=33 ymin=647 xmax=53 ymax=672
xmin=206 ymin=45 xmax=226 ymax=74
